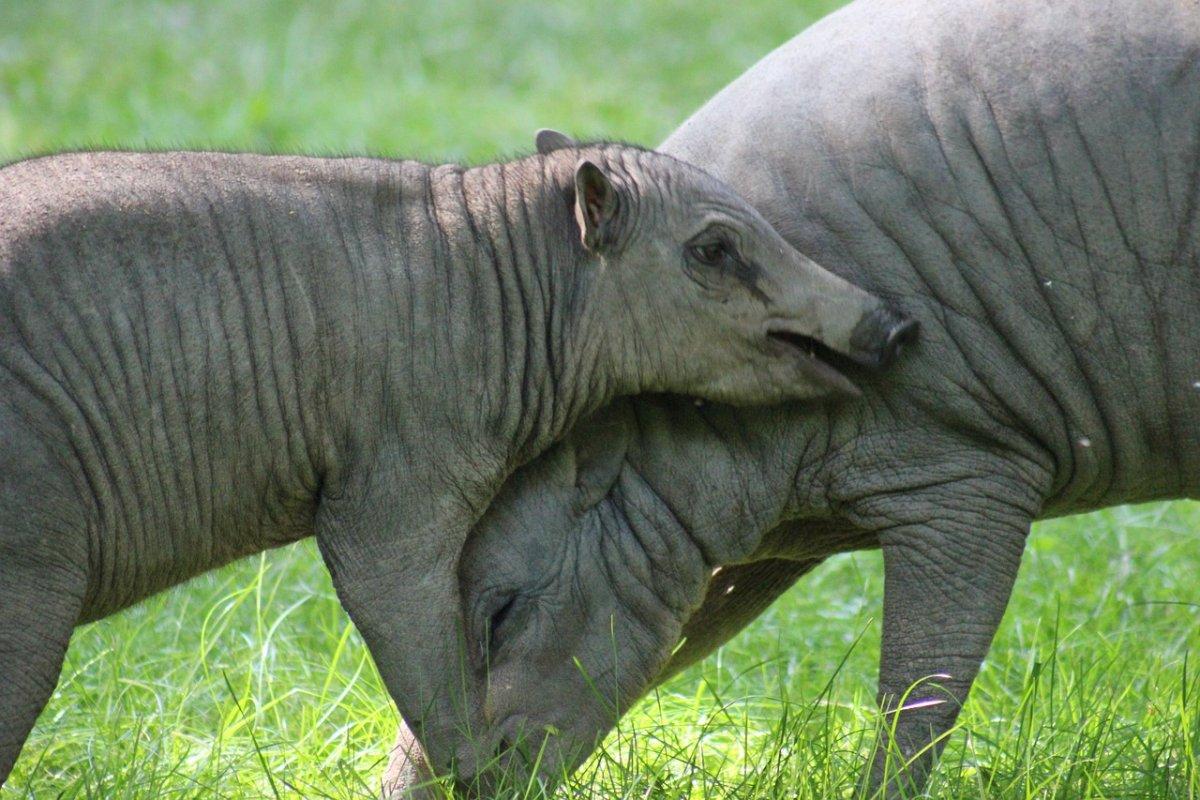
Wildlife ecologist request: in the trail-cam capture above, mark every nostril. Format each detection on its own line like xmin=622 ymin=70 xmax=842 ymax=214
xmin=493 ymin=731 xmax=512 ymax=757
xmin=881 ymin=316 xmax=920 ymax=366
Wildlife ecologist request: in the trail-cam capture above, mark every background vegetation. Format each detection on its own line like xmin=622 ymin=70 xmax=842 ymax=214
xmin=3 ymin=1 xmax=1199 ymax=797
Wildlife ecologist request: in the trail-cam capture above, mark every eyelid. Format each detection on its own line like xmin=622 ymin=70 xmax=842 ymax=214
xmin=696 ymin=222 xmax=741 ymax=250
xmin=701 ymin=222 xmax=728 ymax=240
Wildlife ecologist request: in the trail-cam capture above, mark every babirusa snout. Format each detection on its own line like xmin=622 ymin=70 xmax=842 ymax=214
xmin=766 ymin=252 xmax=918 ymax=373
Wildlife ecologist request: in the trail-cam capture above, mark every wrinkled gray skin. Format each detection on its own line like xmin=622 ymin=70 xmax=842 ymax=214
xmin=389 ymin=0 xmax=1200 ymax=795
xmin=0 ymin=142 xmax=910 ymax=787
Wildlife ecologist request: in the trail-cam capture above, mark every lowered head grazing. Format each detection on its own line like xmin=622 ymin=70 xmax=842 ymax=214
xmin=539 ymin=130 xmax=918 ymax=405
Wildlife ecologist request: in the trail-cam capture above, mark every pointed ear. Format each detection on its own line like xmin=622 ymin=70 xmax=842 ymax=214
xmin=535 ymin=128 xmax=576 ymax=155
xmin=573 ymin=159 xmax=618 ymax=252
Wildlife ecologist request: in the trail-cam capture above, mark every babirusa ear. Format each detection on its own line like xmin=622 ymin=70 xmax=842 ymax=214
xmin=535 ymin=128 xmax=576 ymax=154
xmin=573 ymin=159 xmax=618 ymax=252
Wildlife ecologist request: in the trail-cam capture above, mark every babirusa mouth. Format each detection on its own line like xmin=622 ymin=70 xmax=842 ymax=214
xmin=765 ymin=323 xmax=862 ymax=396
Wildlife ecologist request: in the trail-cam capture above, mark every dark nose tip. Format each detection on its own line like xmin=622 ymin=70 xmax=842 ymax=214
xmin=849 ymin=306 xmax=919 ymax=370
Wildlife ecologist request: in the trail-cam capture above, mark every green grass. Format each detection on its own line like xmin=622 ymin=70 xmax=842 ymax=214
xmin=3 ymin=1 xmax=1200 ymax=797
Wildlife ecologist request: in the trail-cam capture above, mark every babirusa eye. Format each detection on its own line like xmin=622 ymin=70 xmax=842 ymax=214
xmin=689 ymin=240 xmax=731 ymax=266
xmin=486 ymin=594 xmax=519 ymax=656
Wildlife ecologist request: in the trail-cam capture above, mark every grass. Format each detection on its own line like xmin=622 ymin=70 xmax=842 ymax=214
xmin=2 ymin=1 xmax=1200 ymax=797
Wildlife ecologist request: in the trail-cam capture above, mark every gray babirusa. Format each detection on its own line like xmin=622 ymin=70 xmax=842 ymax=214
xmin=0 ymin=139 xmax=914 ymax=787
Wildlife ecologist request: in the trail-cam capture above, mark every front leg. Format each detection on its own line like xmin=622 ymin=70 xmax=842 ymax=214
xmin=315 ymin=461 xmax=498 ymax=786
xmin=862 ymin=472 xmax=1043 ymax=798
xmin=382 ymin=719 xmax=435 ymax=799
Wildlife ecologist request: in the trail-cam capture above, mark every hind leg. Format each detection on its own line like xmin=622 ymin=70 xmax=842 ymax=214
xmin=0 ymin=541 xmax=86 ymax=785
xmin=0 ymin=405 xmax=90 ymax=786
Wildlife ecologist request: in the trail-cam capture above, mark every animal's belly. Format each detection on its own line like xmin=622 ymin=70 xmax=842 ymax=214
xmin=79 ymin=488 xmax=318 ymax=624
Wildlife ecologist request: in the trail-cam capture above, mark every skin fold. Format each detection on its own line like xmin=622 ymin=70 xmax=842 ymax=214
xmin=385 ymin=0 xmax=1200 ymax=795
xmin=0 ymin=142 xmax=911 ymax=786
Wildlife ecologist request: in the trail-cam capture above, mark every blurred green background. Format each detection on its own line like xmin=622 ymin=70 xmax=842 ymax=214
xmin=0 ymin=0 xmax=841 ymax=161
xmin=3 ymin=1 xmax=1200 ymax=798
